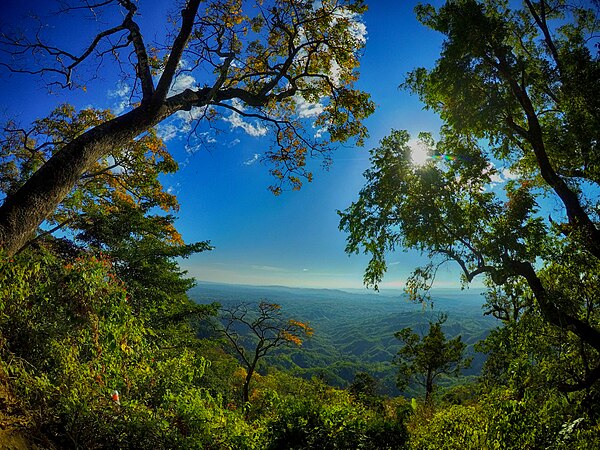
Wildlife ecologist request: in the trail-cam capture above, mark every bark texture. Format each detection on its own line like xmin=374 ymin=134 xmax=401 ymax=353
xmin=0 ymin=105 xmax=171 ymax=255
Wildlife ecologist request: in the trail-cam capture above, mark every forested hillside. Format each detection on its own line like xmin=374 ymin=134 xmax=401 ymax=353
xmin=190 ymin=283 xmax=495 ymax=395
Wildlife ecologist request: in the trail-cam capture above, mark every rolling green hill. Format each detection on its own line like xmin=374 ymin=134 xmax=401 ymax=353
xmin=189 ymin=282 xmax=498 ymax=396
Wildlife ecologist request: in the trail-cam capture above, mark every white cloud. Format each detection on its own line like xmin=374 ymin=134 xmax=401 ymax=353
xmin=221 ymin=99 xmax=269 ymax=137
xmin=485 ymin=163 xmax=520 ymax=186
xmin=108 ymin=82 xmax=131 ymax=115
xmin=500 ymin=167 xmax=519 ymax=181
xmin=489 ymin=172 xmax=504 ymax=184
xmin=156 ymin=106 xmax=210 ymax=142
xmin=243 ymin=153 xmax=261 ymax=166
xmin=156 ymin=123 xmax=179 ymax=142
xmin=223 ymin=112 xmax=268 ymax=137
xmin=294 ymin=94 xmax=325 ymax=119
xmin=490 ymin=165 xmax=519 ymax=184
xmin=184 ymin=131 xmax=216 ymax=154
xmin=332 ymin=7 xmax=367 ymax=45
xmin=198 ymin=131 xmax=217 ymax=144
xmin=228 ymin=138 xmax=241 ymax=148
xmin=311 ymin=2 xmax=367 ymax=45
xmin=167 ymin=183 xmax=181 ymax=194
xmin=294 ymin=5 xmax=366 ymax=89
xmin=151 ymin=57 xmax=199 ymax=96
xmin=185 ymin=143 xmax=199 ymax=154
xmin=169 ymin=73 xmax=197 ymax=96
xmin=231 ymin=98 xmax=246 ymax=112
xmin=175 ymin=106 xmax=209 ymax=126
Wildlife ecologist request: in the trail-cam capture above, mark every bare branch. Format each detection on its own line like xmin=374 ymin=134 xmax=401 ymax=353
xmin=118 ymin=0 xmax=154 ymax=101
xmin=154 ymin=0 xmax=203 ymax=103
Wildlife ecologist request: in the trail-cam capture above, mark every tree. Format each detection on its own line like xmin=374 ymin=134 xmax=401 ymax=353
xmin=348 ymin=371 xmax=379 ymax=399
xmin=0 ymin=0 xmax=374 ymax=255
xmin=0 ymin=101 xmax=217 ymax=331
xmin=218 ymin=301 xmax=313 ymax=404
xmin=348 ymin=371 xmax=382 ymax=409
xmin=0 ymin=105 xmax=181 ymax=248
xmin=74 ymin=198 xmax=213 ymax=323
xmin=339 ymin=0 xmax=600 ymax=391
xmin=394 ymin=315 xmax=471 ymax=403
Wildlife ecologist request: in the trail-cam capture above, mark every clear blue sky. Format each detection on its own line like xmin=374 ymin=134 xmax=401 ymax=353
xmin=1 ymin=0 xmax=472 ymax=289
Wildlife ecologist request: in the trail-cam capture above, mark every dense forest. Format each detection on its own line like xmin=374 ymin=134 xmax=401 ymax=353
xmin=1 ymin=0 xmax=599 ymax=448
xmin=190 ymin=283 xmax=495 ymax=396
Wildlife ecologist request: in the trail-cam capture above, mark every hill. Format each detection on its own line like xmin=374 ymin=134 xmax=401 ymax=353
xmin=189 ymin=282 xmax=497 ymax=395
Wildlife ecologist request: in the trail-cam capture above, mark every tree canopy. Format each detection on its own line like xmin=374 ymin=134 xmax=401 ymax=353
xmin=395 ymin=314 xmax=471 ymax=402
xmin=339 ymin=0 xmax=600 ymax=391
xmin=217 ymin=301 xmax=313 ymax=403
xmin=0 ymin=0 xmax=374 ymax=255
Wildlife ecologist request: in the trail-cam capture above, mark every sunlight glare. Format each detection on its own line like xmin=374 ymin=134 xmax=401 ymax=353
xmin=409 ymin=140 xmax=430 ymax=166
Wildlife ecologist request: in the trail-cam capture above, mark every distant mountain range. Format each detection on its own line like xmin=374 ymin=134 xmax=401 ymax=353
xmin=189 ymin=282 xmax=498 ymax=396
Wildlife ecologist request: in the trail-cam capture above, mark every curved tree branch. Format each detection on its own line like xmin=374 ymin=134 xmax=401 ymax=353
xmin=493 ymin=52 xmax=600 ymax=258
xmin=153 ymin=0 xmax=202 ymax=103
xmin=119 ymin=0 xmax=154 ymax=102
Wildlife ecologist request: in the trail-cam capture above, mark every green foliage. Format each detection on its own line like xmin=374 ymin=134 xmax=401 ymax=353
xmin=2 ymin=243 xmax=598 ymax=448
xmin=0 ymin=247 xmax=254 ymax=449
xmin=218 ymin=301 xmax=314 ymax=404
xmin=408 ymin=403 xmax=487 ymax=450
xmin=348 ymin=371 xmax=383 ymax=409
xmin=0 ymin=104 xmax=179 ymax=224
xmin=0 ymin=1 xmax=376 ymax=257
xmin=191 ymin=283 xmax=495 ymax=396
xmin=339 ymin=0 xmax=600 ymax=392
xmin=407 ymin=387 xmax=600 ymax=450
xmin=262 ymin=387 xmax=408 ymax=450
xmin=1 ymin=246 xmax=414 ymax=449
xmin=74 ymin=198 xmax=214 ymax=326
xmin=395 ymin=315 xmax=471 ymax=402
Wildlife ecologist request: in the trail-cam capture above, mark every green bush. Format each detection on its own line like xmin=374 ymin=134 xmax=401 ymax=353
xmin=264 ymin=390 xmax=408 ymax=449
xmin=408 ymin=404 xmax=486 ymax=450
xmin=407 ymin=387 xmax=600 ymax=450
xmin=0 ymin=249 xmax=254 ymax=449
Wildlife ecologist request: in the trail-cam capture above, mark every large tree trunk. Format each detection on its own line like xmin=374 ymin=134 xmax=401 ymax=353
xmin=0 ymin=104 xmax=171 ymax=256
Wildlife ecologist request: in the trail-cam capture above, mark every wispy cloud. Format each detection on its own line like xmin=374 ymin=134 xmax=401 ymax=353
xmin=488 ymin=164 xmax=520 ymax=185
xmin=251 ymin=265 xmax=287 ymax=272
xmin=157 ymin=123 xmax=179 ymax=142
xmin=223 ymin=111 xmax=268 ymax=137
xmin=243 ymin=153 xmax=261 ymax=166
xmin=108 ymin=82 xmax=131 ymax=115
xmin=184 ymin=131 xmax=216 ymax=154
xmin=294 ymin=94 xmax=324 ymax=119
xmin=166 ymin=183 xmax=181 ymax=195
xmin=152 ymin=58 xmax=199 ymax=96
xmin=156 ymin=106 xmax=211 ymax=143
xmin=169 ymin=73 xmax=197 ymax=96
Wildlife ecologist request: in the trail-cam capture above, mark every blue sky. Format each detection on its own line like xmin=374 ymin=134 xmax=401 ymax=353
xmin=0 ymin=0 xmax=476 ymax=289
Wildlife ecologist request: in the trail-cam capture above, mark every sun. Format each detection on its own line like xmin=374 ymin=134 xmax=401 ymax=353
xmin=409 ymin=139 xmax=430 ymax=166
